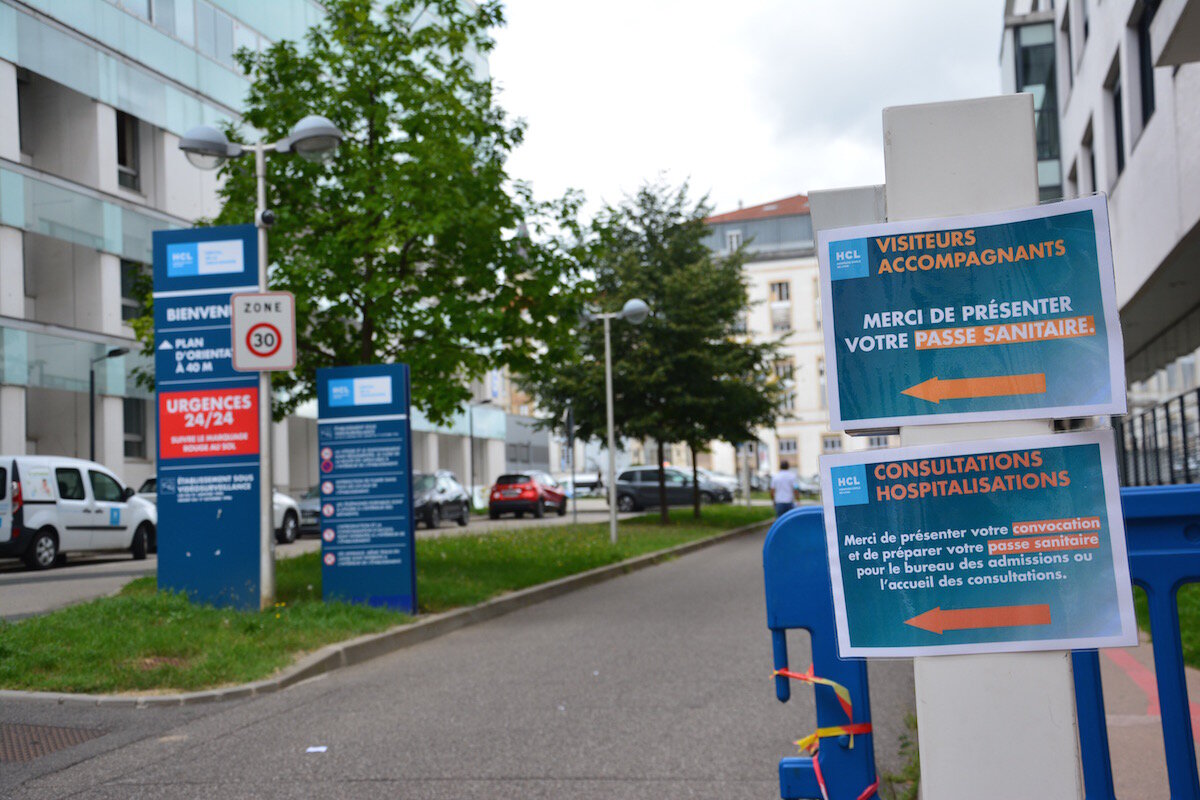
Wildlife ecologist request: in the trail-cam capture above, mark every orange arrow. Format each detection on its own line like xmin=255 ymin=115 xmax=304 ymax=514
xmin=902 ymin=373 xmax=1046 ymax=404
xmin=904 ymin=604 xmax=1051 ymax=635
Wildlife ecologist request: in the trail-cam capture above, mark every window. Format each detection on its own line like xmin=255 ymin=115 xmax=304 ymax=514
xmin=56 ymin=468 xmax=85 ymax=500
xmin=1060 ymin=8 xmax=1074 ymax=89
xmin=89 ymin=470 xmax=124 ymax=502
xmin=1109 ymin=60 xmax=1126 ymax=178
xmin=769 ymin=281 xmax=792 ymax=332
xmin=196 ymin=1 xmax=235 ymax=67
xmin=773 ymin=359 xmax=794 ymax=381
xmin=121 ymin=260 xmax=147 ymax=322
xmin=0 ymin=467 xmax=6 ymax=500
xmin=822 ymin=435 xmax=843 ymax=454
xmin=777 ymin=438 xmax=798 ymax=456
xmin=1016 ymin=23 xmax=1061 ymax=200
xmin=124 ymin=398 xmax=147 ymax=459
xmin=731 ymin=310 xmax=748 ymax=334
xmin=817 ymin=356 xmax=827 ymax=409
xmin=116 ymin=111 xmax=140 ymax=191
xmin=867 ymin=435 xmax=890 ymax=449
xmin=152 ymin=0 xmax=176 ymax=36
xmin=1082 ymin=120 xmax=1096 ymax=193
xmin=726 ymin=230 xmax=743 ymax=251
xmin=118 ymin=0 xmax=151 ymax=20
xmin=1136 ymin=0 xmax=1160 ymax=126
xmin=813 ymin=277 xmax=821 ymax=328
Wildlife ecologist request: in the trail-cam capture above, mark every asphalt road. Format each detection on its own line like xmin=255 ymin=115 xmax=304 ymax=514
xmin=0 ymin=498 xmax=642 ymax=620
xmin=1 ymin=529 xmax=916 ymax=799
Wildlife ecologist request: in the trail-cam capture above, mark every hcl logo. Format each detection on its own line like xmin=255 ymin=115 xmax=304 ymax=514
xmin=830 ymin=465 xmax=869 ymax=506
xmin=829 ymin=239 xmax=869 ymax=281
xmin=836 ymin=474 xmax=861 ymax=490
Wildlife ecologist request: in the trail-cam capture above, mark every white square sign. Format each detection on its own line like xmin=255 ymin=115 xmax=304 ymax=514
xmin=231 ymin=291 xmax=297 ymax=372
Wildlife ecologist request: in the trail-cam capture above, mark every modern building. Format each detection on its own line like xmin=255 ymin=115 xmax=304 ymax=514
xmin=0 ymin=0 xmax=514 ymax=498
xmin=1002 ymin=0 xmax=1200 ymax=484
xmin=702 ymin=194 xmax=894 ymax=478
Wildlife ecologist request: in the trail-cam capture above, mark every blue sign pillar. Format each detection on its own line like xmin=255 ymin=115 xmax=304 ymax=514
xmin=152 ymin=225 xmax=262 ymax=609
xmin=317 ymin=364 xmax=417 ymax=612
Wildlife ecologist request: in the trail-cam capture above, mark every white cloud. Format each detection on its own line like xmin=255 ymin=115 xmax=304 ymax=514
xmin=491 ymin=1 xmax=1004 ymax=216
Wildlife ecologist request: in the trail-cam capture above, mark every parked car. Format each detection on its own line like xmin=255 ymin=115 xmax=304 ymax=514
xmin=750 ymin=472 xmax=771 ymax=493
xmin=137 ymin=478 xmax=301 ymax=544
xmin=1 ymin=456 xmax=157 ymax=570
xmin=555 ymin=471 xmax=603 ymax=497
xmin=488 ymin=472 xmax=568 ymax=519
xmin=697 ymin=468 xmax=742 ymax=497
xmin=613 ymin=466 xmax=733 ymax=512
xmin=297 ymin=486 xmax=320 ymax=535
xmin=796 ymin=474 xmax=821 ymax=495
xmin=414 ymin=472 xmax=471 ymax=528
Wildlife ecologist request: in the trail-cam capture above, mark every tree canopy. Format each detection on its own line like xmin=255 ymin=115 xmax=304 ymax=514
xmin=142 ymin=0 xmax=583 ymax=422
xmin=522 ymin=182 xmax=783 ymax=520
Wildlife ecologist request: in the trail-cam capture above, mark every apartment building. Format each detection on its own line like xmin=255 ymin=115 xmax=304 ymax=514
xmin=0 ymin=0 xmax=512 ymax=498
xmin=703 ymin=194 xmax=894 ymax=478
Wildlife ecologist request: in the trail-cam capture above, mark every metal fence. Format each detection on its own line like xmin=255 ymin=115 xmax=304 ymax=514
xmin=1114 ymin=389 xmax=1200 ymax=486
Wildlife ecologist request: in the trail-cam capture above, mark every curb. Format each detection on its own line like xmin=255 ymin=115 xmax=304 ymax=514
xmin=0 ymin=518 xmax=772 ymax=708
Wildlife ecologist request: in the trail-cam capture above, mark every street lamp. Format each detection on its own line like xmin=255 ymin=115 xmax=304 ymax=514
xmin=90 ymin=347 xmax=130 ymax=462
xmin=468 ymin=398 xmax=493 ymax=509
xmin=180 ymin=115 xmax=342 ymax=610
xmin=582 ymin=298 xmax=651 ymax=544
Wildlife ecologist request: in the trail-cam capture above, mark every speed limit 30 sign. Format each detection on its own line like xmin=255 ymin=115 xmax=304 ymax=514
xmin=231 ymin=291 xmax=297 ymax=372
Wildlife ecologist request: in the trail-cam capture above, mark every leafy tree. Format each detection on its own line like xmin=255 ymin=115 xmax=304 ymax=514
xmin=135 ymin=0 xmax=583 ymax=422
xmin=523 ymin=182 xmax=782 ymax=522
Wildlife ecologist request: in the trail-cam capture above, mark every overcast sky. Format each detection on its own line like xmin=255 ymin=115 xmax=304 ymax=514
xmin=490 ymin=1 xmax=1004 ymax=217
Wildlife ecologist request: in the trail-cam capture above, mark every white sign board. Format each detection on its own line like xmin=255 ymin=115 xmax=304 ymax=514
xmin=231 ymin=291 xmax=297 ymax=372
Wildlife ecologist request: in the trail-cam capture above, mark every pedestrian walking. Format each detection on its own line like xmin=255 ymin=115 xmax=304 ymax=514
xmin=772 ymin=460 xmax=799 ymax=517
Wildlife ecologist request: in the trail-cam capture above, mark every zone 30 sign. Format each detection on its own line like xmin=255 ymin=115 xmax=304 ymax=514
xmin=231 ymin=291 xmax=297 ymax=372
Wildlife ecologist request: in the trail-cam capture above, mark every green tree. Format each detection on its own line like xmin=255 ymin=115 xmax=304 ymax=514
xmin=523 ymin=182 xmax=782 ymax=522
xmin=135 ymin=0 xmax=584 ymax=422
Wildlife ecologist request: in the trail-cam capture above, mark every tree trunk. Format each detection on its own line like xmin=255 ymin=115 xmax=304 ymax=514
xmin=691 ymin=445 xmax=701 ymax=519
xmin=657 ymin=440 xmax=669 ymax=524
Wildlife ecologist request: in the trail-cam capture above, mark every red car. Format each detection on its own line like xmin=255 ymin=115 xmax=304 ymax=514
xmin=488 ymin=472 xmax=568 ymax=519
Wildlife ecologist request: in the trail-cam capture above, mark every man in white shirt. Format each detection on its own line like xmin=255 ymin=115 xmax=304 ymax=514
xmin=772 ymin=460 xmax=799 ymax=517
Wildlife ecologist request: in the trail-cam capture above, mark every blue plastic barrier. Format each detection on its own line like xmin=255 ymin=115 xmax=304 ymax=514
xmin=763 ymin=506 xmax=877 ymax=799
xmin=764 ymin=487 xmax=1200 ymax=800
xmin=1074 ymin=484 xmax=1200 ymax=800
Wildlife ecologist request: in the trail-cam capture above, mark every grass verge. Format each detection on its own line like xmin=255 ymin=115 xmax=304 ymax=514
xmin=0 ymin=504 xmax=772 ymax=694
xmin=1133 ymin=584 xmax=1200 ymax=669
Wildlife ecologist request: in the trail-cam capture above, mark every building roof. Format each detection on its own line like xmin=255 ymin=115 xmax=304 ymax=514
xmin=705 ymin=194 xmax=810 ymax=225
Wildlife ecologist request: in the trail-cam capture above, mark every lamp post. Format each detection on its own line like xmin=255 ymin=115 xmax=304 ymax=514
xmin=179 ymin=116 xmax=342 ymax=610
xmin=89 ymin=347 xmax=130 ymax=462
xmin=565 ymin=402 xmax=577 ymax=525
xmin=468 ymin=397 xmax=493 ymax=508
xmin=582 ymin=298 xmax=650 ymax=545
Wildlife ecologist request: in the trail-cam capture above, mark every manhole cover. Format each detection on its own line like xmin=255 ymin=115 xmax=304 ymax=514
xmin=0 ymin=723 xmax=105 ymax=762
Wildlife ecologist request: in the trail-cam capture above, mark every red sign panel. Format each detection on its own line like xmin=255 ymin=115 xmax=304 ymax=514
xmin=159 ymin=387 xmax=259 ymax=459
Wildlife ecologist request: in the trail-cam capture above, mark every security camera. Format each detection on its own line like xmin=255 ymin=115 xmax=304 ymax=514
xmin=257 ymin=208 xmax=276 ymax=227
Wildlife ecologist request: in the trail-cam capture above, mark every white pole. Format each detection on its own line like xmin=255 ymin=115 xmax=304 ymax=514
xmin=255 ymin=142 xmax=275 ymax=610
xmin=885 ymin=96 xmax=1081 ymax=799
xmin=604 ymin=314 xmax=617 ymax=545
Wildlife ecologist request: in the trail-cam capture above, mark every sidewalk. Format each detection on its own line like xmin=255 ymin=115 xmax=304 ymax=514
xmin=1100 ymin=632 xmax=1200 ymax=797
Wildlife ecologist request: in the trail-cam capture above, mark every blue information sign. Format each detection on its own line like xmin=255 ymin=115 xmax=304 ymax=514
xmin=317 ymin=364 xmax=416 ymax=612
xmin=152 ymin=225 xmax=262 ymax=610
xmin=817 ymin=196 xmax=1126 ymax=430
xmin=820 ymin=430 xmax=1137 ymax=657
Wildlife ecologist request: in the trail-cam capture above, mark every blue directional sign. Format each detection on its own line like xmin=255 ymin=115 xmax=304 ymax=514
xmin=817 ymin=196 xmax=1126 ymax=430
xmin=153 ymin=225 xmax=261 ymax=610
xmin=317 ymin=364 xmax=416 ymax=613
xmin=820 ymin=430 xmax=1137 ymax=657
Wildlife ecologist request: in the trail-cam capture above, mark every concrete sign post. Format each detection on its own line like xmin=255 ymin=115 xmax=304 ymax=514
xmin=811 ymin=95 xmax=1101 ymax=798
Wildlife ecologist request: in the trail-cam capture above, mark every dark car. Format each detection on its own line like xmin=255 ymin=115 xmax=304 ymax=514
xmin=488 ymin=472 xmax=567 ymax=519
xmin=298 ymin=486 xmax=321 ymax=534
xmin=613 ymin=466 xmax=733 ymax=512
xmin=414 ymin=472 xmax=471 ymax=529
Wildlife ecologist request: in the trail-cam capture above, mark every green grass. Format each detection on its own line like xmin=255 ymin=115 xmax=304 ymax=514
xmin=0 ymin=504 xmax=772 ymax=694
xmin=1133 ymin=583 xmax=1200 ymax=669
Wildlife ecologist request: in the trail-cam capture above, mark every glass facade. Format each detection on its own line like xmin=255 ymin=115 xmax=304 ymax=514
xmin=0 ymin=326 xmax=152 ymax=399
xmin=0 ymin=167 xmax=183 ymax=263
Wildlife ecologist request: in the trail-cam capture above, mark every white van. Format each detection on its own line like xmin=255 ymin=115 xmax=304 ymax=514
xmin=0 ymin=456 xmax=158 ymax=570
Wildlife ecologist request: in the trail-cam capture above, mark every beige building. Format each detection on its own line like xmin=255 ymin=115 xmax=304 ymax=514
xmin=703 ymin=195 xmax=894 ymax=479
